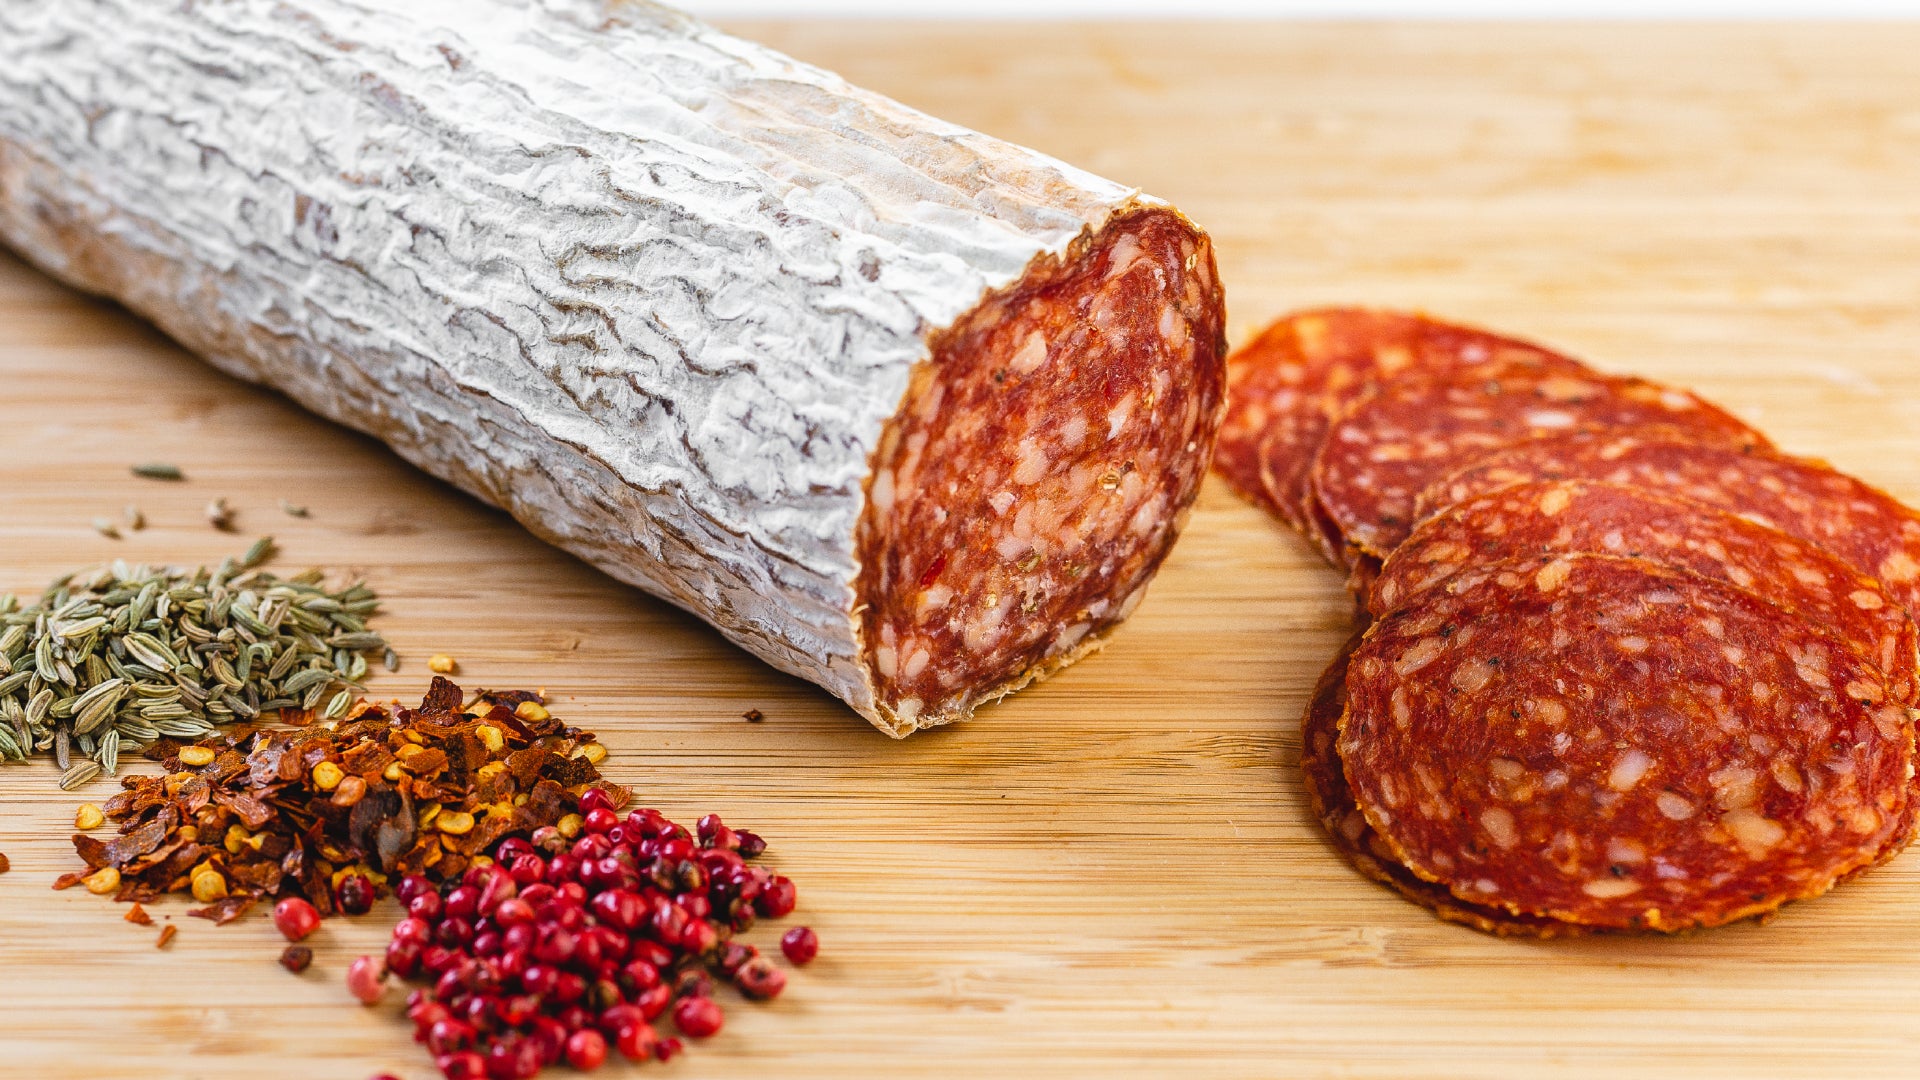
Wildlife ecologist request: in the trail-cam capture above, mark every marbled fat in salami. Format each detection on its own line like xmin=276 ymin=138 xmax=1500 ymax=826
xmin=1301 ymin=639 xmax=1578 ymax=937
xmin=1418 ymin=433 xmax=1920 ymax=619
xmin=1339 ymin=554 xmax=1913 ymax=931
xmin=1312 ymin=364 xmax=1767 ymax=563
xmin=1373 ymin=479 xmax=1919 ymax=703
xmin=1213 ymin=309 xmax=1591 ymax=564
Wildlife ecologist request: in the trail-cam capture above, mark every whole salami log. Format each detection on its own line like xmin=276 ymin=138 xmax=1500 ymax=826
xmin=0 ymin=1 xmax=1227 ymax=735
xmin=1301 ymin=639 xmax=1573 ymax=937
xmin=1340 ymin=553 xmax=1914 ymax=931
xmin=1418 ymin=433 xmax=1920 ymax=619
xmin=1373 ymin=479 xmax=1920 ymax=703
xmin=1311 ymin=362 xmax=1766 ymax=564
xmin=1214 ymin=309 xmax=1588 ymax=565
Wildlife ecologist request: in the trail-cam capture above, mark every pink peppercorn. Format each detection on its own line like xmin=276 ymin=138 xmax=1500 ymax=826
xmin=781 ymin=925 xmax=819 ymax=965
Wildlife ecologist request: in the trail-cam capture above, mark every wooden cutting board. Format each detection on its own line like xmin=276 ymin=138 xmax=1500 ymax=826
xmin=4 ymin=20 xmax=1920 ymax=1080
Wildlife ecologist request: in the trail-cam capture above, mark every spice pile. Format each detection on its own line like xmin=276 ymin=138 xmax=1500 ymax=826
xmin=59 ymin=677 xmax=616 ymax=922
xmin=64 ymin=677 xmax=820 ymax=1077
xmin=383 ymin=799 xmax=816 ymax=1077
xmin=0 ymin=545 xmax=388 ymax=787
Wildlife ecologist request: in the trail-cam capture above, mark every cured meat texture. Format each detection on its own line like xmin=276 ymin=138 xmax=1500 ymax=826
xmin=1312 ymin=362 xmax=1768 ymax=564
xmin=1213 ymin=309 xmax=1586 ymax=557
xmin=856 ymin=212 xmax=1225 ymax=728
xmin=1339 ymin=554 xmax=1913 ymax=931
xmin=0 ymin=0 xmax=1228 ymax=735
xmin=1301 ymin=639 xmax=1573 ymax=937
xmin=1373 ymin=479 xmax=1919 ymax=704
xmin=1233 ymin=308 xmax=1920 ymax=933
xmin=1417 ymin=433 xmax=1920 ymax=620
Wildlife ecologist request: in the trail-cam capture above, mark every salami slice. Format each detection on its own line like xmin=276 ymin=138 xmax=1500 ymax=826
xmin=1301 ymin=639 xmax=1576 ymax=937
xmin=1215 ymin=309 xmax=1591 ymax=560
xmin=0 ymin=0 xmax=1228 ymax=735
xmin=1373 ymin=479 xmax=1920 ymax=704
xmin=1260 ymin=428 xmax=1359 ymax=568
xmin=1339 ymin=554 xmax=1914 ymax=931
xmin=1418 ymin=433 xmax=1920 ymax=619
xmin=1311 ymin=363 xmax=1767 ymax=564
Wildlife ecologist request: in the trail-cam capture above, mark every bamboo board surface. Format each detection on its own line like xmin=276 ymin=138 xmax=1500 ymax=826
xmin=5 ymin=19 xmax=1920 ymax=1080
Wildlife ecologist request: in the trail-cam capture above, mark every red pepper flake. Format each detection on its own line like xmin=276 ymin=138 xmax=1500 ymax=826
xmin=917 ymin=552 xmax=948 ymax=588
xmin=155 ymin=924 xmax=177 ymax=949
xmin=0 ymin=851 xmax=9 ymax=874
xmin=124 ymin=902 xmax=154 ymax=926
xmin=59 ymin=677 xmax=623 ymax=925
xmin=743 ymin=708 xmax=764 ymax=723
xmin=188 ymin=895 xmax=258 ymax=925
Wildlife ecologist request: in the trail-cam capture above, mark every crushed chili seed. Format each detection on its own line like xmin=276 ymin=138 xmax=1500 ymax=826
xmin=280 ymin=944 xmax=314 ymax=973
xmin=63 ymin=677 xmax=626 ymax=923
xmin=156 ymin=924 xmax=177 ymax=949
xmin=743 ymin=709 xmax=764 ymax=723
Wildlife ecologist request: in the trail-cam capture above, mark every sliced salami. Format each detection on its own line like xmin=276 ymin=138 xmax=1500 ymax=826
xmin=1373 ymin=479 xmax=1919 ymax=703
xmin=1214 ymin=309 xmax=1591 ymax=560
xmin=1301 ymin=639 xmax=1577 ymax=937
xmin=1261 ymin=427 xmax=1360 ymax=568
xmin=1339 ymin=553 xmax=1913 ymax=931
xmin=1418 ymin=433 xmax=1920 ymax=619
xmin=1311 ymin=363 xmax=1767 ymax=564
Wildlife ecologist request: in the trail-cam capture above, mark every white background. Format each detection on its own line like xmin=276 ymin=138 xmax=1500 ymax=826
xmin=682 ymin=1 xmax=1920 ymax=15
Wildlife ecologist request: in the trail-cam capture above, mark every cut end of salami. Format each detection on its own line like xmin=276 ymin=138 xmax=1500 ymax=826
xmin=855 ymin=207 xmax=1227 ymax=733
xmin=1340 ymin=554 xmax=1914 ymax=932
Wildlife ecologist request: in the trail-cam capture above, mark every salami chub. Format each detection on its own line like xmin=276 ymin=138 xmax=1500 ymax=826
xmin=0 ymin=0 xmax=1227 ymax=734
xmin=1340 ymin=554 xmax=1913 ymax=932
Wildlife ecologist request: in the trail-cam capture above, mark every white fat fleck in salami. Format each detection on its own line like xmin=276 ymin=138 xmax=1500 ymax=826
xmin=0 ymin=0 xmax=1227 ymax=735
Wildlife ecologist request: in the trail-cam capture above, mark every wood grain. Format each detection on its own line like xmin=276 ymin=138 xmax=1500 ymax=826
xmin=3 ymin=19 xmax=1920 ymax=1079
